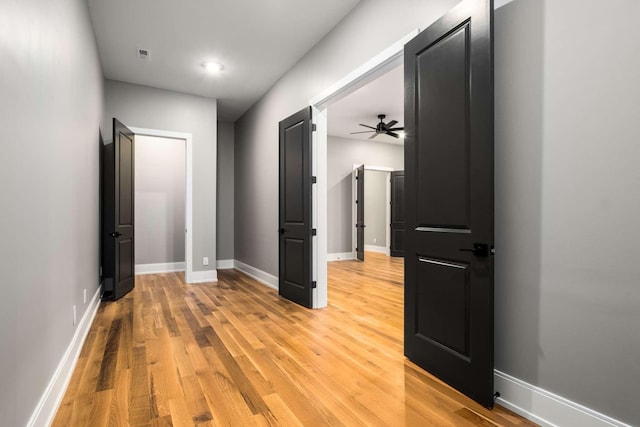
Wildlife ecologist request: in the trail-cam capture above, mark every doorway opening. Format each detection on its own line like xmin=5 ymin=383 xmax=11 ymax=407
xmin=309 ymin=29 xmax=418 ymax=308
xmin=129 ymin=127 xmax=194 ymax=283
xmin=351 ymin=165 xmax=396 ymax=259
xmin=324 ymin=61 xmax=406 ymax=311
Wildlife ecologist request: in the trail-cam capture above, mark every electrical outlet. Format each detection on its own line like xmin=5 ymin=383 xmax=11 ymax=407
xmin=73 ymin=305 xmax=77 ymax=326
xmin=373 ymin=237 xmax=377 ymax=243
xmin=203 ymin=257 xmax=209 ymax=266
xmin=83 ymin=289 xmax=87 ymax=304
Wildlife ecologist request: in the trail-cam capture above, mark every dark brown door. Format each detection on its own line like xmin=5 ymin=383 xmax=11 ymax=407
xmin=404 ymin=0 xmax=495 ymax=408
xmin=390 ymin=170 xmax=405 ymax=257
xmin=355 ymin=165 xmax=365 ymax=261
xmin=105 ymin=119 xmax=135 ymax=301
xmin=279 ymin=107 xmax=313 ymax=308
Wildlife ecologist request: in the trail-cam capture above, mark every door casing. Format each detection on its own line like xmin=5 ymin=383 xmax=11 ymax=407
xmin=128 ymin=127 xmax=194 ymax=283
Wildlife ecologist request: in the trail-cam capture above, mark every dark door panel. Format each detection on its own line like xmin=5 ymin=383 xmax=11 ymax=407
xmin=390 ymin=171 xmax=404 ymax=257
xmin=404 ymin=0 xmax=494 ymax=408
xmin=416 ymin=25 xmax=472 ymax=231
xmin=103 ymin=118 xmax=136 ymax=301
xmin=279 ymin=107 xmax=313 ymax=308
xmin=415 ymin=256 xmax=471 ymax=357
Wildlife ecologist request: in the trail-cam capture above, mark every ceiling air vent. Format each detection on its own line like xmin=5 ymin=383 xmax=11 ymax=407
xmin=137 ymin=48 xmax=150 ymax=60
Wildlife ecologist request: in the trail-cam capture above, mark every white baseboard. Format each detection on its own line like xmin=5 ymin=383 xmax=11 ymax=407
xmin=135 ymin=262 xmax=185 ymax=274
xmin=234 ymin=260 xmax=278 ymax=290
xmin=28 ymin=285 xmax=102 ymax=427
xmin=364 ymin=244 xmax=388 ymax=254
xmin=217 ymin=259 xmax=234 ymax=269
xmin=189 ymin=269 xmax=218 ymax=283
xmin=327 ymin=252 xmax=356 ymax=261
xmin=495 ymin=370 xmax=632 ymax=427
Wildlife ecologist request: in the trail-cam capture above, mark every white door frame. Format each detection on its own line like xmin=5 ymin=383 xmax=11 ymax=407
xmin=351 ymin=165 xmax=394 ymax=258
xmin=129 ymin=126 xmax=194 ymax=284
xmin=309 ymin=29 xmax=419 ymax=308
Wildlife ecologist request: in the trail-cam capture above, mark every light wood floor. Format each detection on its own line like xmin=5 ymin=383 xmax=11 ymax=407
xmin=53 ymin=252 xmax=535 ymax=426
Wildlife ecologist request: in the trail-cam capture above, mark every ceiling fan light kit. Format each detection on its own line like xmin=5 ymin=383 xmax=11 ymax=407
xmin=350 ymin=114 xmax=404 ymax=139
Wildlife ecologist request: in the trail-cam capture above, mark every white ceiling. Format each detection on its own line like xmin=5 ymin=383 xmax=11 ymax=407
xmin=328 ymin=64 xmax=404 ymax=145
xmin=88 ymin=0 xmax=360 ymax=121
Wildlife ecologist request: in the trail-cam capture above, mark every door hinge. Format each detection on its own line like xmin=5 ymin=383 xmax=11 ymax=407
xmin=355 ymin=199 xmax=358 ymax=204
xmin=312 ymin=176 xmax=317 ymax=184
xmin=311 ymin=228 xmax=317 ymax=236
xmin=312 ymin=123 xmax=317 ymax=132
xmin=311 ymin=281 xmax=317 ymax=289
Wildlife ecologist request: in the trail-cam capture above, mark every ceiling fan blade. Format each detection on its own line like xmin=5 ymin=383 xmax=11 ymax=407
xmin=350 ymin=130 xmax=375 ymax=134
xmin=387 ymin=131 xmax=400 ymax=138
xmin=359 ymin=124 xmax=377 ymax=130
xmin=386 ymin=120 xmax=398 ymax=129
xmin=388 ymin=126 xmax=404 ymax=131
xmin=368 ymin=132 xmax=379 ymax=139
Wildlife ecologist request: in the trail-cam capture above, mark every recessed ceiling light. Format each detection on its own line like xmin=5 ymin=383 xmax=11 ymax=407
xmin=202 ymin=61 xmax=224 ymax=74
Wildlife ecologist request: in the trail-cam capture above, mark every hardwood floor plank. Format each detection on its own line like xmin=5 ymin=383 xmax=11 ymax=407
xmin=180 ymin=375 xmax=213 ymax=425
xmin=88 ymin=389 xmax=113 ymax=427
xmin=96 ymin=319 xmax=122 ymax=391
xmin=168 ymin=396 xmax=192 ymax=426
xmin=110 ymin=368 xmax=131 ymax=426
xmin=262 ymin=393 xmax=304 ymax=427
xmin=170 ymin=335 xmax=196 ymax=378
xmin=53 ymin=252 xmax=536 ymax=426
xmin=195 ymin=367 xmax=256 ymax=426
xmin=128 ymin=346 xmax=152 ymax=425
xmin=117 ymin=297 xmax=134 ymax=371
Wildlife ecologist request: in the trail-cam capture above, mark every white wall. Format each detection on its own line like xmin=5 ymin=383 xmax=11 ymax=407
xmin=495 ymin=1 xmax=640 ymax=424
xmin=235 ymin=0 xmax=640 ymax=425
xmin=0 ymin=0 xmax=104 ymax=425
xmin=327 ymin=136 xmax=403 ymax=253
xmin=104 ymin=80 xmax=217 ymax=273
xmin=135 ymin=135 xmax=186 ymax=265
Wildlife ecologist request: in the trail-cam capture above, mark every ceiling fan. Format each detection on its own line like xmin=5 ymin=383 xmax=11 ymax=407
xmin=351 ymin=114 xmax=404 ymax=139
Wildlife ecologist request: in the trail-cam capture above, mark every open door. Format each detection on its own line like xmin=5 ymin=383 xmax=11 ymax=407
xmin=103 ymin=118 xmax=136 ymax=301
xmin=355 ymin=165 xmax=365 ymax=261
xmin=279 ymin=107 xmax=313 ymax=308
xmin=99 ymin=131 xmax=104 ymax=286
xmin=390 ymin=170 xmax=405 ymax=257
xmin=404 ymin=0 xmax=495 ymax=408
